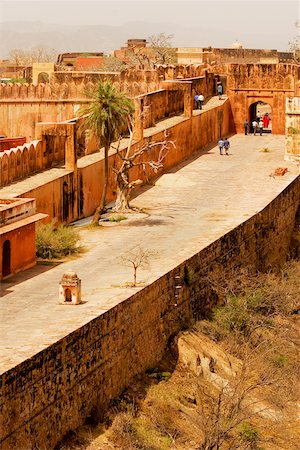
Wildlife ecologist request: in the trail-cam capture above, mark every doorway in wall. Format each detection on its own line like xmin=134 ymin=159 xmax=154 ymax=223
xmin=2 ymin=239 xmax=11 ymax=277
xmin=249 ymin=102 xmax=272 ymax=133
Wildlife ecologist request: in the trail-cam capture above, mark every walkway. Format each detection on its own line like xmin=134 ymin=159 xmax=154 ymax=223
xmin=0 ymin=133 xmax=298 ymax=374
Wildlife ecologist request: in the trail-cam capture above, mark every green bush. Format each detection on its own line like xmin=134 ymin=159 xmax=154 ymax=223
xmin=36 ymin=221 xmax=81 ymax=259
xmin=238 ymin=422 xmax=259 ymax=444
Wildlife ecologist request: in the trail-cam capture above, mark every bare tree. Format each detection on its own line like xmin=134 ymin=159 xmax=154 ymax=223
xmin=9 ymin=46 xmax=57 ymax=66
xmin=112 ymin=129 xmax=175 ymax=212
xmin=196 ymin=345 xmax=298 ymax=450
xmin=148 ymin=33 xmax=177 ymax=65
xmin=8 ymin=48 xmax=26 ymax=66
xmin=126 ymin=33 xmax=177 ymax=69
xmin=101 ymin=56 xmax=126 ymax=72
xmin=289 ymin=20 xmax=300 ymax=62
xmin=121 ymin=246 xmax=153 ymax=286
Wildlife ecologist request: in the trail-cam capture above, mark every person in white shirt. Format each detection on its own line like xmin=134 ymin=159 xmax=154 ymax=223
xmin=259 ymin=120 xmax=264 ymax=135
xmin=198 ymin=93 xmax=204 ymax=110
xmin=252 ymin=120 xmax=258 ymax=135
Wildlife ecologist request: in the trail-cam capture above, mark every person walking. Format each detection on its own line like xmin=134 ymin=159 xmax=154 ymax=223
xmin=244 ymin=119 xmax=249 ymax=135
xmin=217 ymin=83 xmax=223 ymax=99
xmin=223 ymin=137 xmax=230 ymax=155
xmin=259 ymin=119 xmax=264 ymax=136
xmin=252 ymin=119 xmax=258 ymax=135
xmin=263 ymin=113 xmax=270 ymax=128
xmin=198 ymin=93 xmax=204 ymax=110
xmin=194 ymin=94 xmax=199 ymax=109
xmin=218 ymin=138 xmax=224 ymax=155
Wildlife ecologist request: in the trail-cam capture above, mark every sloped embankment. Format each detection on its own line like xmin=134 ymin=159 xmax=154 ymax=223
xmin=60 ymin=262 xmax=300 ymax=450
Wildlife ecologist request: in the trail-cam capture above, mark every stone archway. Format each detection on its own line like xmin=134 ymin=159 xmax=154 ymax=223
xmin=2 ymin=239 xmax=11 ymax=277
xmin=249 ymin=100 xmax=273 ymax=134
xmin=37 ymin=72 xmax=50 ymax=84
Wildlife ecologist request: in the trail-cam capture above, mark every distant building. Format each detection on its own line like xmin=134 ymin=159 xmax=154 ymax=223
xmin=114 ymin=39 xmax=148 ymax=64
xmin=0 ymin=136 xmax=26 ymax=152
xmin=0 ymin=60 xmax=26 ymax=79
xmin=56 ymin=52 xmax=104 ymax=70
xmin=177 ymin=47 xmax=295 ymax=65
xmin=177 ymin=48 xmax=212 ymax=65
xmin=232 ymin=41 xmax=243 ymax=49
xmin=0 ymin=198 xmax=47 ymax=280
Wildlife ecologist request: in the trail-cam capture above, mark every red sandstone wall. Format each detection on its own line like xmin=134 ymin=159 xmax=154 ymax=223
xmin=0 ymin=136 xmax=66 ymax=188
xmin=19 ymin=99 xmax=233 ymax=224
xmin=75 ymin=57 xmax=105 ymax=71
xmin=211 ymin=63 xmax=299 ymax=134
xmin=0 ymin=75 xmax=217 ymax=186
xmin=0 ymin=222 xmax=36 ymax=279
xmin=1 ymin=175 xmax=299 ymax=449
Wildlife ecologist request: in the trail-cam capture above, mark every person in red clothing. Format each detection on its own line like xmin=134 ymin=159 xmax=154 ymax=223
xmin=263 ymin=113 xmax=270 ymax=128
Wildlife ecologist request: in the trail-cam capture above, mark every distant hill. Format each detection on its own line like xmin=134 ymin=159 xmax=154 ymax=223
xmin=0 ymin=20 xmax=288 ymax=60
xmin=0 ymin=21 xmax=209 ymax=59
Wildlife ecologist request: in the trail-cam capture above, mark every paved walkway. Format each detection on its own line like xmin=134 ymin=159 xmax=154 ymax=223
xmin=0 ymin=133 xmax=298 ymax=374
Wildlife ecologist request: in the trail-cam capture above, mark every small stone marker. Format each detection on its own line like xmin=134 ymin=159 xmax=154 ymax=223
xmin=59 ymin=269 xmax=82 ymax=305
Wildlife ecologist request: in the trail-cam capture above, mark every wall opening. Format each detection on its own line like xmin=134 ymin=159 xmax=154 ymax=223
xmin=249 ymin=101 xmax=272 ymax=134
xmin=2 ymin=239 xmax=11 ymax=277
xmin=65 ymin=288 xmax=72 ymax=302
xmin=37 ymin=72 xmax=50 ymax=84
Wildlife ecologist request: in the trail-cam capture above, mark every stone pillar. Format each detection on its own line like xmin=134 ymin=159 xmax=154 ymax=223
xmin=65 ymin=123 xmax=76 ymax=171
xmin=133 ymin=98 xmax=143 ymax=141
xmin=184 ymin=87 xmax=193 ymax=118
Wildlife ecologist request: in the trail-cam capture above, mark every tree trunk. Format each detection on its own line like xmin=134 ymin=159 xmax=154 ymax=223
xmin=115 ymin=186 xmax=131 ymax=212
xmin=114 ymin=166 xmax=131 ymax=212
xmin=92 ymin=145 xmax=109 ymax=224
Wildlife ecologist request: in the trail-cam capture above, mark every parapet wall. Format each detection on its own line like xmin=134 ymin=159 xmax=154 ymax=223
xmin=0 ymin=134 xmax=66 ymax=188
xmin=0 ymin=75 xmax=215 ymax=140
xmin=1 ymin=172 xmax=299 ymax=449
xmin=0 ymin=76 xmax=216 ymax=186
xmin=19 ymin=99 xmax=233 ymax=224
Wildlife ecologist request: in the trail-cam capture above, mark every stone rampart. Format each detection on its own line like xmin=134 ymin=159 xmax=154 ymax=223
xmin=0 ymin=76 xmax=216 ymax=187
xmin=0 ymin=67 xmax=214 ymax=140
xmin=211 ymin=63 xmax=300 ymax=134
xmin=16 ymin=99 xmax=233 ymax=224
xmin=1 ymin=173 xmax=299 ymax=449
xmin=0 ymin=132 xmax=67 ymax=188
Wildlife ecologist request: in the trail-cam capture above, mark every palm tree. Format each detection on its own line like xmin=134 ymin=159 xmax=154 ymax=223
xmin=79 ymin=80 xmax=135 ymax=223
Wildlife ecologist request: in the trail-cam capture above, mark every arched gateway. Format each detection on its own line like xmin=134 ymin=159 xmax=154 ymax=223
xmin=249 ymin=101 xmax=272 ymax=133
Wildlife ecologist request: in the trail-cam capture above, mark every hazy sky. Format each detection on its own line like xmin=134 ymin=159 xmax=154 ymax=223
xmin=0 ymin=0 xmax=299 ymax=51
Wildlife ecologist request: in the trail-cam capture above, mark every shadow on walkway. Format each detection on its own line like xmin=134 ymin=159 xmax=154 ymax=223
xmin=0 ymin=261 xmax=62 ymax=298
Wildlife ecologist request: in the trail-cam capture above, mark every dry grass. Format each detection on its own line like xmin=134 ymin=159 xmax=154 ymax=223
xmin=59 ymin=261 xmax=300 ymax=450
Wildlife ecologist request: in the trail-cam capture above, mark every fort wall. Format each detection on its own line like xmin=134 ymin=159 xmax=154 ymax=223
xmin=0 ymin=75 xmax=216 ymax=187
xmin=0 ymin=69 xmax=215 ymax=139
xmin=0 ymin=136 xmax=66 ymax=188
xmin=15 ymin=99 xmax=233 ymax=224
xmin=211 ymin=63 xmax=300 ymax=134
xmin=1 ymin=172 xmax=299 ymax=449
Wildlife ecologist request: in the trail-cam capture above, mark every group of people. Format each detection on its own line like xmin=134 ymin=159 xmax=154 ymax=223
xmin=244 ymin=111 xmax=271 ymax=136
xmin=218 ymin=137 xmax=230 ymax=155
xmin=194 ymin=82 xmax=224 ymax=110
xmin=194 ymin=93 xmax=205 ymax=110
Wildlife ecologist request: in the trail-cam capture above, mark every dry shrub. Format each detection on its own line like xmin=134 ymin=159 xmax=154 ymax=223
xmin=36 ymin=220 xmax=81 ymax=259
xmin=109 ymin=412 xmax=137 ymax=449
